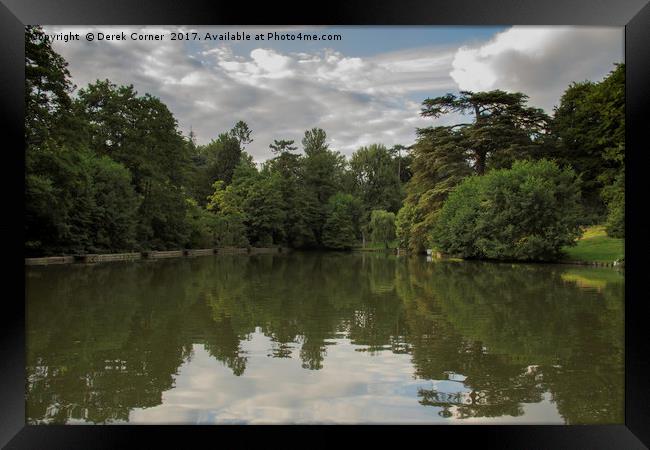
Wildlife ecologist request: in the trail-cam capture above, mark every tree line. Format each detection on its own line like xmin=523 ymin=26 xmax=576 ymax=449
xmin=25 ymin=25 xmax=624 ymax=259
xmin=25 ymin=26 xmax=408 ymax=256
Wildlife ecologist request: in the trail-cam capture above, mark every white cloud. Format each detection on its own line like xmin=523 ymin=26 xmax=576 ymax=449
xmin=450 ymin=26 xmax=624 ymax=112
xmin=43 ymin=26 xmax=623 ymax=162
xmin=45 ymin=26 xmax=460 ymax=161
xmin=125 ymin=337 xmax=563 ymax=424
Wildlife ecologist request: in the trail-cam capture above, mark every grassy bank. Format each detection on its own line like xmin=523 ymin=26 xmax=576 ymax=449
xmin=562 ymin=225 xmax=624 ymax=263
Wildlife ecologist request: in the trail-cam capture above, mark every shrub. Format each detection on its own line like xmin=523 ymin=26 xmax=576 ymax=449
xmin=432 ymin=160 xmax=583 ymax=261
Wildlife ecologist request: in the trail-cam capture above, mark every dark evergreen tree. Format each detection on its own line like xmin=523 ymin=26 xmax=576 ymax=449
xmin=322 ymin=193 xmax=361 ymax=250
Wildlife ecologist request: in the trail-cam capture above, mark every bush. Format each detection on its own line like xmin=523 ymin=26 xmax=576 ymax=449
xmin=432 ymin=160 xmax=583 ymax=261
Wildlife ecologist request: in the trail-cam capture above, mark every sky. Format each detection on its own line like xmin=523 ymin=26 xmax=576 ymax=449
xmin=44 ymin=25 xmax=623 ymax=162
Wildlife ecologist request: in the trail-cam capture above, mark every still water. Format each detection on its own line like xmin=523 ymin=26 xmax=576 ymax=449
xmin=25 ymin=252 xmax=624 ymax=424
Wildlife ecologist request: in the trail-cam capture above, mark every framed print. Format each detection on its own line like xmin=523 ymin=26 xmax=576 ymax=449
xmin=2 ymin=0 xmax=649 ymax=447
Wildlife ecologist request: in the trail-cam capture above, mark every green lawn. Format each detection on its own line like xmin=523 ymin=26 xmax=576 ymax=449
xmin=562 ymin=225 xmax=624 ymax=263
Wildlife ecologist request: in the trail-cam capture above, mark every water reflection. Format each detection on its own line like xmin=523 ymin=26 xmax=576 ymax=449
xmin=26 ymin=253 xmax=624 ymax=424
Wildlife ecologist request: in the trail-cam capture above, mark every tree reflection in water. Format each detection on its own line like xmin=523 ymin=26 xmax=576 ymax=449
xmin=26 ymin=253 xmax=623 ymax=424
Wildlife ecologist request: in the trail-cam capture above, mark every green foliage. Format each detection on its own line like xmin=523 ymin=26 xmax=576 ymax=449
xmin=398 ymin=128 xmax=473 ymax=253
xmin=391 ymin=144 xmax=413 ymax=184
xmin=25 ymin=142 xmax=140 ymax=255
xmin=349 ymin=144 xmax=403 ymax=214
xmin=207 ymin=161 xmax=285 ymax=246
xmin=302 ymin=127 xmax=329 ymax=156
xmin=88 ymin=156 xmax=140 ymax=252
xmin=398 ymin=90 xmax=552 ymax=254
xmin=432 ymin=160 xmax=583 ymax=261
xmin=322 ymin=193 xmax=362 ymax=250
xmin=369 ymin=210 xmax=396 ymax=248
xmin=601 ymin=172 xmax=624 ymax=238
xmin=264 ymin=145 xmax=318 ymax=248
xmin=137 ymin=180 xmax=189 ymax=250
xmin=241 ymin=172 xmax=286 ymax=246
xmin=184 ymin=198 xmax=216 ymax=248
xmin=25 ymin=144 xmax=95 ymax=254
xmin=551 ymin=64 xmax=625 ymax=220
xmin=25 ymin=25 xmax=76 ymax=149
xmin=24 ymin=25 xmax=623 ymax=257
xmin=77 ymin=81 xmax=190 ymax=184
xmin=301 ymin=129 xmax=347 ymax=245
xmin=269 ymin=139 xmax=297 ymax=154
xmin=214 ymin=214 xmax=250 ymax=247
xmin=420 ymin=90 xmax=551 ymax=175
xmin=201 ymin=132 xmax=243 ymax=185
xmin=75 ymin=80 xmax=191 ymax=249
xmin=229 ymin=120 xmax=253 ymax=149
xmin=395 ymin=203 xmax=416 ymax=250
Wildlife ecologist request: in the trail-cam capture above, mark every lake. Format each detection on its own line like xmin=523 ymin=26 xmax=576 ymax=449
xmin=25 ymin=252 xmax=624 ymax=424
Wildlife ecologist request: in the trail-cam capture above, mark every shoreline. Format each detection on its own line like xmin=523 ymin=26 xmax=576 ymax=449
xmin=24 ymin=246 xmax=624 ymax=268
xmin=24 ymin=247 xmax=289 ymax=266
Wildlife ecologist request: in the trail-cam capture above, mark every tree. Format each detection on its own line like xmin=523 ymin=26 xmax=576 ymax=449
xmin=25 ymin=144 xmax=96 ymax=255
xmin=188 ymin=130 xmax=244 ymax=206
xmin=25 ymin=27 xmax=135 ymax=255
xmin=596 ymin=65 xmax=625 ymax=237
xmin=137 ymin=180 xmax=189 ymax=249
xmin=200 ymin=132 xmax=243 ymax=185
xmin=184 ymin=197 xmax=218 ymax=248
xmin=350 ymin=144 xmax=403 ymax=214
xmin=420 ymin=90 xmax=551 ymax=175
xmin=391 ymin=144 xmax=413 ymax=184
xmin=88 ymin=156 xmax=140 ymax=252
xmin=240 ymin=172 xmax=286 ymax=246
xmin=397 ymin=90 xmax=551 ymax=254
xmin=229 ymin=120 xmax=253 ymax=150
xmin=76 ymin=81 xmax=191 ymax=186
xmin=269 ymin=139 xmax=297 ymax=155
xmin=601 ymin=172 xmax=624 ymax=238
xmin=25 ymin=25 xmax=76 ymax=149
xmin=265 ymin=140 xmax=317 ymax=248
xmin=397 ymin=127 xmax=473 ymax=253
xmin=551 ymin=64 xmax=624 ymax=226
xmin=301 ymin=128 xmax=346 ymax=246
xmin=206 ymin=159 xmax=286 ymax=246
xmin=395 ymin=203 xmax=416 ymax=250
xmin=302 ymin=127 xmax=329 ymax=156
xmin=369 ymin=210 xmax=396 ymax=248
xmin=206 ymin=180 xmax=249 ymax=247
xmin=76 ymin=80 xmax=192 ymax=249
xmin=322 ymin=193 xmax=361 ymax=250
xmin=432 ymin=160 xmax=583 ymax=261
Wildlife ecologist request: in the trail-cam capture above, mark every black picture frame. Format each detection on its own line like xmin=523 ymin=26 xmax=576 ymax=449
xmin=2 ymin=0 xmax=649 ymax=447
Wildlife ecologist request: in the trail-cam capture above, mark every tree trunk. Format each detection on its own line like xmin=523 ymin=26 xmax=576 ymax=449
xmin=475 ymin=150 xmax=487 ymax=175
